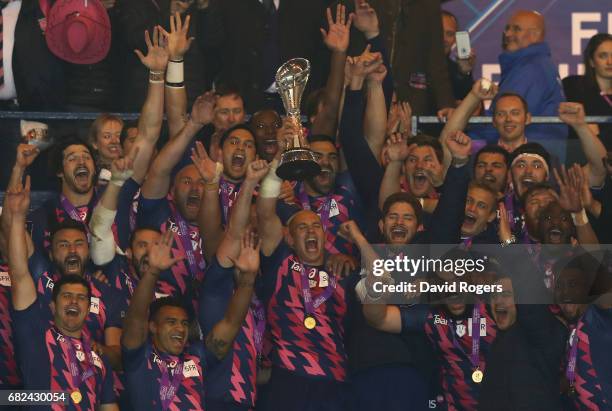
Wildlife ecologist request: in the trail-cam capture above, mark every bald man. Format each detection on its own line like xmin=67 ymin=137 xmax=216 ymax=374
xmin=474 ymin=10 xmax=566 ymax=162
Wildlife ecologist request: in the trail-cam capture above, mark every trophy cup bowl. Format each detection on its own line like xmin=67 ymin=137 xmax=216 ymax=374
xmin=275 ymin=58 xmax=321 ymax=181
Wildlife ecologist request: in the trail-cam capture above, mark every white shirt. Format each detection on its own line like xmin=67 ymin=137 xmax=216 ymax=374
xmin=0 ymin=0 xmax=21 ymax=100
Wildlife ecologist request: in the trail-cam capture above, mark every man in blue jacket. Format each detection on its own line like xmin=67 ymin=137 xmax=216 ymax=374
xmin=473 ymin=10 xmax=567 ymax=162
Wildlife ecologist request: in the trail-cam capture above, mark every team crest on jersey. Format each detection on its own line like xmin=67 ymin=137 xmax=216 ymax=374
xmin=329 ymin=199 xmax=340 ymax=218
xmin=456 ymin=323 xmax=466 ymax=337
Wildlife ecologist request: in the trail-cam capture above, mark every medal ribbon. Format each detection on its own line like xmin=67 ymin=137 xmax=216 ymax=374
xmin=156 ymin=355 xmax=184 ymax=411
xmin=565 ymin=317 xmax=584 ymax=390
xmin=298 ymin=262 xmax=337 ymax=316
xmin=60 ymin=194 xmax=95 ymax=234
xmin=55 ymin=330 xmax=96 ymax=390
xmin=297 ymin=184 xmax=332 ymax=231
xmin=169 ymin=202 xmax=205 ymax=276
xmin=449 ymin=304 xmax=481 ymax=371
xmin=219 ymin=178 xmax=234 ymax=223
xmin=250 ymin=294 xmax=266 ymax=355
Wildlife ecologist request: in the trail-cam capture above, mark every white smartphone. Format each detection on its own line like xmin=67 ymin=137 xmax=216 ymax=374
xmin=455 ymin=31 xmax=471 ymax=59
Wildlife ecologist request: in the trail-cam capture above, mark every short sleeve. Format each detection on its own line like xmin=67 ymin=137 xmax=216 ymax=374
xmin=399 ymin=304 xmax=429 ymax=335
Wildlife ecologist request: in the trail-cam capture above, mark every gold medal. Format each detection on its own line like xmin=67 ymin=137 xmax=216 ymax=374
xmin=304 ymin=315 xmax=317 ymax=330
xmin=71 ymin=390 xmax=82 ymax=404
xmin=472 ymin=369 xmax=483 ymax=384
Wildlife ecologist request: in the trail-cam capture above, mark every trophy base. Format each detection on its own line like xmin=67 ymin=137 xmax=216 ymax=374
xmin=276 ymin=148 xmax=321 ymax=181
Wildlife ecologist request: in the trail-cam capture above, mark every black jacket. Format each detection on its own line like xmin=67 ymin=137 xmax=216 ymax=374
xmin=201 ymin=0 xmax=328 ymax=112
xmin=13 ymin=0 xmax=66 ymax=110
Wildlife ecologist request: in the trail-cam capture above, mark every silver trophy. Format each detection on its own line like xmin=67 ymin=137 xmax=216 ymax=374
xmin=275 ymin=58 xmax=321 ymax=180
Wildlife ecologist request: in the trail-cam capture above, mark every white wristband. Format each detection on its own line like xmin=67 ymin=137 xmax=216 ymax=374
xmin=571 ymin=209 xmax=588 ymax=226
xmin=166 ymin=60 xmax=184 ymax=85
xmin=259 ymin=160 xmax=282 ymax=198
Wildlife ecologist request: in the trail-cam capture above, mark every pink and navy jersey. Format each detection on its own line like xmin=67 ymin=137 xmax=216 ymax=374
xmin=122 ymin=341 xmax=206 ymax=411
xmin=277 ymin=180 xmax=364 ymax=257
xmin=567 ymin=305 xmax=612 ymax=410
xmin=198 ymin=258 xmax=261 ymax=408
xmin=27 ymin=182 xmax=137 ymax=256
xmin=138 ymin=197 xmax=205 ymax=300
xmin=102 ymin=255 xmax=175 ymax=310
xmin=27 ymin=195 xmax=97 ymax=255
xmin=400 ymin=304 xmax=498 ymax=411
xmin=260 ymin=242 xmax=358 ymax=382
xmin=12 ymin=300 xmax=115 ymax=411
xmin=0 ymin=264 xmax=21 ymax=389
xmin=31 ymin=252 xmax=125 ymax=342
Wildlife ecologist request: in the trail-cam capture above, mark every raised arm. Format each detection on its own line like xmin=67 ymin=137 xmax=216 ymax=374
xmin=0 ymin=144 xmax=39 ymax=257
xmin=89 ymin=152 xmax=137 ymax=265
xmin=121 ymin=230 xmax=183 ymax=350
xmin=130 ymin=27 xmax=169 ymax=184
xmin=6 ymin=177 xmax=37 ymax=310
xmin=338 ymin=220 xmax=401 ymax=333
xmin=310 ymin=4 xmax=352 ymax=137
xmin=141 ymin=92 xmax=215 ymax=199
xmin=554 ymin=164 xmax=600 ymax=246
xmin=192 ymin=141 xmax=224 ymax=260
xmin=378 ymin=133 xmax=409 ymax=209
xmin=256 ymin=161 xmax=284 ymax=257
xmin=216 ymin=160 xmax=269 ymax=266
xmin=439 ymin=79 xmax=498 ymax=169
xmin=205 ymin=230 xmax=259 ymax=360
xmin=558 ymin=102 xmax=607 ymax=188
xmin=159 ymin=12 xmax=194 ymax=139
xmin=363 ymin=58 xmax=388 ymax=162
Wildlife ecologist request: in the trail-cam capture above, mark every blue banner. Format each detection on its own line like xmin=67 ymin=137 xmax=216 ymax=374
xmin=444 ymin=0 xmax=612 ymax=82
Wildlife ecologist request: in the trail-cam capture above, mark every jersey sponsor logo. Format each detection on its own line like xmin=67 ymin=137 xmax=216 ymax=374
xmin=0 ymin=272 xmax=10 ymax=287
xmin=89 ymin=297 xmax=100 ymax=315
xmin=91 ymin=351 xmax=103 ymax=369
xmin=467 ymin=317 xmax=487 ymax=336
xmin=183 ymin=360 xmax=200 ymax=378
xmin=319 ymin=271 xmax=329 ymax=288
xmin=433 ymin=314 xmax=448 ymax=326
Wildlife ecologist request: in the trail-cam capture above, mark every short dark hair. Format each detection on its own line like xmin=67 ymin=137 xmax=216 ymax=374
xmin=406 ymin=134 xmax=444 ymax=163
xmin=510 ymin=142 xmax=551 ymax=170
xmin=219 ymin=124 xmax=255 ymax=148
xmin=52 ymin=274 xmax=91 ymax=303
xmin=474 ymin=144 xmax=510 ymax=169
xmin=49 ymin=219 xmax=88 ymax=244
xmin=308 ymin=134 xmax=336 ymax=146
xmin=214 ymin=84 xmax=243 ymax=100
xmin=149 ymin=296 xmax=191 ymax=322
xmin=49 ymin=137 xmax=96 ymax=176
xmin=129 ymin=226 xmax=162 ymax=250
xmin=381 ymin=192 xmax=424 ymax=227
xmin=494 ymin=92 xmax=529 ymax=114
xmin=584 ymin=33 xmax=612 ymax=87
xmin=521 ymin=182 xmax=556 ymax=205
